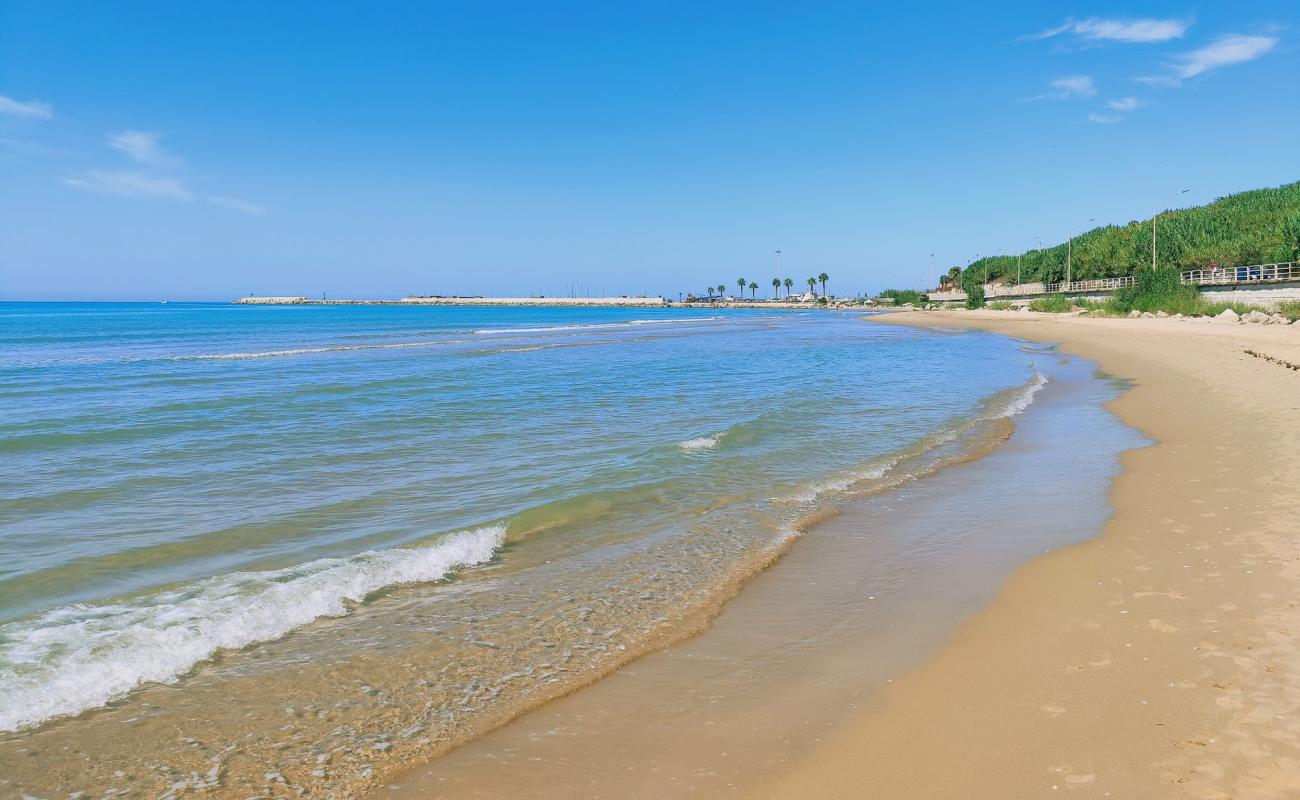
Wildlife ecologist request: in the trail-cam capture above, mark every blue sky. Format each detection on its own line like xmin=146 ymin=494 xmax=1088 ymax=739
xmin=1 ymin=1 xmax=1297 ymax=300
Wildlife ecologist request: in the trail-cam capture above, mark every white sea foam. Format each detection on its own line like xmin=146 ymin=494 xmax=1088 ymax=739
xmin=179 ymin=338 xmax=468 ymax=361
xmin=0 ymin=524 xmax=505 ymax=733
xmin=999 ymin=372 xmax=1048 ymax=418
xmin=475 ymin=317 xmax=718 ymax=335
xmin=786 ymin=461 xmax=897 ymax=503
xmin=677 ymin=432 xmax=724 ymax=451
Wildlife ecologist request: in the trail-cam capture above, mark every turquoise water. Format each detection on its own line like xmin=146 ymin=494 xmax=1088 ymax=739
xmin=0 ymin=302 xmax=1047 ymax=733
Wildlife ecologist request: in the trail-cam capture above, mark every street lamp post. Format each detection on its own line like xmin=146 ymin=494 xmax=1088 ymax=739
xmin=1151 ymin=189 xmax=1190 ymax=271
xmin=775 ymin=250 xmax=782 ymax=287
xmin=1065 ymin=218 xmax=1095 ymax=291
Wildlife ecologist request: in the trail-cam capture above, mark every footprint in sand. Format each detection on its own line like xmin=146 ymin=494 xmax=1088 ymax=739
xmin=1149 ymin=619 xmax=1179 ymax=633
xmin=1041 ymin=705 xmax=1068 ymax=717
xmin=1047 ymin=765 xmax=1097 ymax=789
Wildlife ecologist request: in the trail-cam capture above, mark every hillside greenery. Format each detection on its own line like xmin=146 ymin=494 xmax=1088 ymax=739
xmin=950 ymin=181 xmax=1300 ymax=290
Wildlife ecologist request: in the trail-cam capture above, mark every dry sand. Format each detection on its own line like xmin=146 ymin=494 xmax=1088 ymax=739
xmin=759 ymin=310 xmax=1300 ymax=799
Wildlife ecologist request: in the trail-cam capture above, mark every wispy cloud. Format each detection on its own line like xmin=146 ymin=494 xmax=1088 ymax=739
xmin=1087 ymin=96 xmax=1142 ymax=124
xmin=1027 ymin=17 xmax=1190 ymax=44
xmin=1174 ymin=33 xmax=1278 ymax=79
xmin=61 ymin=123 xmax=265 ymax=212
xmin=63 ymin=170 xmax=194 ymax=200
xmin=208 ymin=196 xmax=266 ymax=216
xmin=1034 ymin=75 xmax=1097 ymax=100
xmin=108 ymin=130 xmax=181 ymax=166
xmin=1139 ymin=33 xmax=1279 ymax=87
xmin=0 ymin=95 xmax=53 ymax=120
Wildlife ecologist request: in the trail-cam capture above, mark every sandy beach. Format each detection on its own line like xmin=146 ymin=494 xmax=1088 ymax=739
xmin=375 ymin=309 xmax=1300 ymax=800
xmin=759 ymin=310 xmax=1300 ymax=799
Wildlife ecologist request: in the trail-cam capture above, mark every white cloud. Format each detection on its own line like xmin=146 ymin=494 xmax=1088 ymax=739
xmin=63 ymin=170 xmax=193 ymax=200
xmin=1106 ymin=97 xmax=1141 ymax=112
xmin=0 ymin=95 xmax=53 ymax=119
xmin=1028 ymin=17 xmax=1190 ymax=44
xmin=208 ymin=196 xmax=266 ymax=216
xmin=1088 ymin=113 xmax=1122 ymax=124
xmin=1174 ymin=34 xmax=1278 ymax=79
xmin=65 ymin=127 xmax=262 ymax=213
xmin=108 ymin=130 xmax=180 ymax=166
xmin=1138 ymin=33 xmax=1280 ymax=87
xmin=1035 ymin=75 xmax=1097 ymax=100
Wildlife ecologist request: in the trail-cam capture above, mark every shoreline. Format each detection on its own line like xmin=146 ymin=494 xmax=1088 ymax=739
xmin=375 ymin=324 xmax=1138 ymax=798
xmin=0 ymin=312 xmax=1035 ymax=800
xmin=757 ymin=310 xmax=1300 ymax=798
xmin=7 ymin=311 xmax=1296 ymax=799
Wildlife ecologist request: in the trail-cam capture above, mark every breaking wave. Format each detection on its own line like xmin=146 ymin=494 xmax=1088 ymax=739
xmin=0 ymin=524 xmax=505 ymax=732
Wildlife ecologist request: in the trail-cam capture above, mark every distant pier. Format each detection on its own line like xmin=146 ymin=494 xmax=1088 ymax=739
xmin=231 ymin=295 xmax=854 ymax=309
xmin=233 ymin=295 xmax=668 ymax=307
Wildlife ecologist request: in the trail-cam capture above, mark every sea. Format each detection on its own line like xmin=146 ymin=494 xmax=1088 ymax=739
xmin=0 ymin=302 xmax=1134 ymax=796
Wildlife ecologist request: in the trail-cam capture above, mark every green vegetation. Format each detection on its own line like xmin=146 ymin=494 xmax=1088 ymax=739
xmin=748 ymin=280 xmax=758 ymax=299
xmin=988 ymin=300 xmax=1015 ymax=310
xmin=878 ymin=288 xmax=927 ymax=305
xmin=818 ymin=272 xmax=830 ymax=296
xmin=1279 ymin=300 xmax=1300 ymax=321
xmin=1028 ymin=294 xmax=1074 ymax=313
xmin=1074 ymin=298 xmax=1111 ymax=313
xmin=1062 ymin=268 xmax=1289 ymax=318
xmin=965 ymin=285 xmax=985 ymax=309
xmin=951 ymin=181 xmax=1300 ymax=287
xmin=1112 ymin=267 xmax=1201 ymax=314
xmin=783 ymin=277 xmax=794 ymax=298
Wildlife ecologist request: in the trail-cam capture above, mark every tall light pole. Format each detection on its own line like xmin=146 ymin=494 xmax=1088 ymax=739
xmin=1151 ymin=189 xmax=1190 ymax=271
xmin=930 ymin=253 xmax=935 ymax=291
xmin=775 ymin=250 xmax=782 ymax=287
xmin=1066 ymin=218 xmax=1095 ymax=290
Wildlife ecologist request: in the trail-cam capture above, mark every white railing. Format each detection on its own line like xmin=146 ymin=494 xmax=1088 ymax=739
xmin=927 ymin=260 xmax=1299 ymax=302
xmin=1182 ymin=262 xmax=1297 ymax=286
xmin=1042 ymin=276 xmax=1138 ymax=294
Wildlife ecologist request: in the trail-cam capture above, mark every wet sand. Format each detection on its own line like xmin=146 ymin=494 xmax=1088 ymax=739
xmin=760 ymin=311 xmax=1300 ymax=798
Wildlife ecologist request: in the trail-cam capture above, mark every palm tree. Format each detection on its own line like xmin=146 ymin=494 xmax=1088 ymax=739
xmin=737 ymin=277 xmax=747 ymax=299
xmin=771 ymin=277 xmax=781 ymax=299
xmin=717 ymin=284 xmax=727 ymax=299
xmin=748 ymin=280 xmax=758 ymax=299
xmin=806 ymin=277 xmax=817 ymax=297
xmin=818 ymin=272 xmax=829 ymax=297
xmin=705 ymin=286 xmax=713 ymax=301
xmin=783 ymin=277 xmax=794 ymax=298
